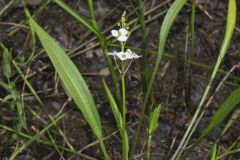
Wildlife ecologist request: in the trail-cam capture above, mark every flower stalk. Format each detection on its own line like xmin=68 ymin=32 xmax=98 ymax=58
xmin=107 ymin=12 xmax=142 ymax=160
xmin=121 ymin=61 xmax=128 ymax=160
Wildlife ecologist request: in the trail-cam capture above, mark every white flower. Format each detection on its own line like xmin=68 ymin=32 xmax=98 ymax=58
xmin=116 ymin=51 xmax=132 ymax=61
xmin=126 ymin=49 xmax=141 ymax=59
xmin=108 ymin=49 xmax=141 ymax=61
xmin=111 ymin=30 xmax=118 ymax=37
xmin=111 ymin=28 xmax=128 ymax=42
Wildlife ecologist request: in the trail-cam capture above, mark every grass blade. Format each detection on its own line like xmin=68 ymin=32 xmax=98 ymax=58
xmin=171 ymin=0 xmax=237 ymax=159
xmin=199 ymin=88 xmax=240 ymax=139
xmin=130 ymin=0 xmax=187 ymax=158
xmin=130 ymin=0 xmax=152 ymax=101
xmin=52 ymin=0 xmax=105 ymax=41
xmin=103 ymin=80 xmax=122 ymax=131
xmin=210 ymin=143 xmax=218 ymax=160
xmin=1 ymin=44 xmax=12 ymax=79
xmin=103 ymin=79 xmax=129 ymax=159
xmin=147 ymin=105 xmax=161 ymax=160
xmin=8 ymin=112 xmax=68 ymax=160
xmin=148 ymin=105 xmax=161 ymax=135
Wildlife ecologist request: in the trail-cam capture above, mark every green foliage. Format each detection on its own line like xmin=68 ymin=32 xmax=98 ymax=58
xmin=210 ymin=143 xmax=218 ymax=160
xmin=171 ymin=0 xmax=237 ymax=159
xmin=199 ymin=88 xmax=240 ymax=139
xmin=2 ymin=44 xmax=12 ymax=78
xmin=103 ymin=80 xmax=123 ymax=131
xmin=147 ymin=105 xmax=161 ymax=160
xmin=1 ymin=44 xmax=27 ymax=130
xmin=0 ymin=0 xmax=238 ymax=159
xmin=103 ymin=79 xmax=129 ymax=159
xmin=130 ymin=0 xmax=187 ymax=158
xmin=8 ymin=111 xmax=68 ymax=160
xmin=52 ymin=0 xmax=105 ymax=41
xmin=148 ymin=105 xmax=161 ymax=135
xmin=53 ymin=0 xmax=121 ymax=106
xmin=23 ymin=10 xmax=109 ymax=159
xmin=29 ymin=17 xmax=103 ymax=139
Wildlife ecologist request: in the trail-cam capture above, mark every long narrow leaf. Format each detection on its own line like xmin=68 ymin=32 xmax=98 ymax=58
xmin=171 ymin=0 xmax=237 ymax=159
xmin=2 ymin=44 xmax=12 ymax=78
xmin=103 ymin=80 xmax=129 ymax=154
xmin=52 ymin=0 xmax=105 ymax=41
xmin=103 ymin=80 xmax=122 ymax=131
xmin=130 ymin=0 xmax=187 ymax=157
xmin=29 ymin=18 xmax=103 ymax=139
xmin=210 ymin=143 xmax=218 ymax=160
xmin=199 ymin=88 xmax=240 ymax=139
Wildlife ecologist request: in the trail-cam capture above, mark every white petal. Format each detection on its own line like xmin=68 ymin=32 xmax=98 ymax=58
xmin=116 ymin=52 xmax=128 ymax=61
xmin=111 ymin=30 xmax=119 ymax=37
xmin=124 ymin=51 xmax=133 ymax=59
xmin=126 ymin=49 xmax=132 ymax=55
xmin=134 ymin=55 xmax=141 ymax=58
xmin=117 ymin=35 xmax=128 ymax=42
xmin=108 ymin=51 xmax=117 ymax=56
xmin=119 ymin=28 xmax=128 ymax=36
xmin=126 ymin=49 xmax=141 ymax=59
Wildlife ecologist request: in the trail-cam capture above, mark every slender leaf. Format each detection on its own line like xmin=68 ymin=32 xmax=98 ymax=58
xmin=130 ymin=0 xmax=187 ymax=157
xmin=2 ymin=44 xmax=12 ymax=78
xmin=103 ymin=80 xmax=122 ymax=131
xmin=171 ymin=0 xmax=237 ymax=159
xmin=147 ymin=105 xmax=161 ymax=160
xmin=9 ymin=112 xmax=68 ymax=160
xmin=148 ymin=105 xmax=161 ymax=135
xmin=52 ymin=0 xmax=105 ymax=41
xmin=199 ymin=88 xmax=240 ymax=139
xmin=210 ymin=143 xmax=217 ymax=160
xmin=103 ymin=79 xmax=129 ymax=157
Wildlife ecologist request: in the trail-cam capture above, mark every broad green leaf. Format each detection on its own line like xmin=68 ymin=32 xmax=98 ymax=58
xmin=199 ymin=88 xmax=240 ymax=139
xmin=28 ymin=18 xmax=103 ymax=139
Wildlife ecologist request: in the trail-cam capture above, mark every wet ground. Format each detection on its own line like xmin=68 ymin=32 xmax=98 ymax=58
xmin=0 ymin=0 xmax=240 ymax=159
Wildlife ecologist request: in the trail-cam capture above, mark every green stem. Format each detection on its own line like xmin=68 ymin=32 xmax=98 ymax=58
xmin=146 ymin=135 xmax=152 ymax=160
xmin=99 ymin=138 xmax=110 ymax=160
xmin=121 ymin=62 xmax=128 ymax=160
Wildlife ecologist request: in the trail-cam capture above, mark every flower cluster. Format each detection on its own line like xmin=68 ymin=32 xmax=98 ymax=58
xmin=109 ymin=28 xmax=141 ymax=61
xmin=111 ymin=28 xmax=128 ymax=42
xmin=108 ymin=12 xmax=141 ymax=62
